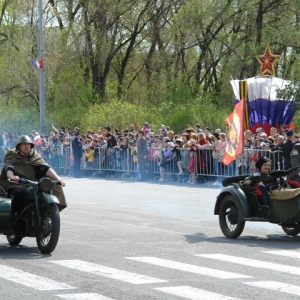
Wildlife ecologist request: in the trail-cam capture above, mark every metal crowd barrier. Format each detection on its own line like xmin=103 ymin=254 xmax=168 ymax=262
xmin=0 ymin=146 xmax=285 ymax=183
xmin=195 ymin=148 xmax=283 ymax=179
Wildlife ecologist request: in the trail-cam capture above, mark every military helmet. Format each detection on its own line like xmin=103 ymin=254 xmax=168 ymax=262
xmin=16 ymin=135 xmax=34 ymax=149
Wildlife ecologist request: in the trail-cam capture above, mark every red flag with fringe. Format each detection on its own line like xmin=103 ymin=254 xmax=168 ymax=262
xmin=223 ymin=100 xmax=244 ymax=166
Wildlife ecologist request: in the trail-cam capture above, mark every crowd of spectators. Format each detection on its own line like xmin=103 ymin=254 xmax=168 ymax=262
xmin=0 ymin=123 xmax=296 ymax=185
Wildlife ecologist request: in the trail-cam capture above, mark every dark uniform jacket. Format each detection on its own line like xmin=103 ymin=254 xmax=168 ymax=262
xmin=72 ymin=137 xmax=83 ymax=159
xmin=137 ymin=137 xmax=148 ymax=161
xmin=289 ymin=143 xmax=300 ymax=179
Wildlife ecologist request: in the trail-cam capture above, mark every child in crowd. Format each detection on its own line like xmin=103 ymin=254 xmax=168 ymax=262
xmin=85 ymin=146 xmax=94 ymax=169
xmin=189 ymin=139 xmax=197 ymax=184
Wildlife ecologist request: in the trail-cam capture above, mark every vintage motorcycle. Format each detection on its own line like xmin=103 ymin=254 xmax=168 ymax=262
xmin=0 ymin=177 xmax=63 ymax=254
xmin=214 ymin=166 xmax=300 ymax=239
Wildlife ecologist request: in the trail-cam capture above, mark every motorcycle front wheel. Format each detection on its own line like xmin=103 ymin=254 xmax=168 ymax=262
xmin=7 ymin=234 xmax=23 ymax=245
xmin=219 ymin=195 xmax=245 ymax=239
xmin=36 ymin=203 xmax=60 ymax=254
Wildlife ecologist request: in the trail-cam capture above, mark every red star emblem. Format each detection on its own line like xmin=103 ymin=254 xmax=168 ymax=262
xmin=256 ymin=44 xmax=280 ymax=76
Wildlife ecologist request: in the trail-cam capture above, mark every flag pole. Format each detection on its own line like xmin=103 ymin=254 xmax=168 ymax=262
xmin=39 ymin=0 xmax=45 ymax=133
xmin=239 ymin=80 xmax=247 ymax=175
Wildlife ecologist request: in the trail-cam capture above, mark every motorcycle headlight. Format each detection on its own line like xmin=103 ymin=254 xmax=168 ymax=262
xmin=39 ymin=177 xmax=54 ymax=193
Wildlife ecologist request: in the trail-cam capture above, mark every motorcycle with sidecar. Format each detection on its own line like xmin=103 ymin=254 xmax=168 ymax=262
xmin=0 ymin=177 xmax=63 ymax=254
xmin=214 ymin=167 xmax=300 ymax=238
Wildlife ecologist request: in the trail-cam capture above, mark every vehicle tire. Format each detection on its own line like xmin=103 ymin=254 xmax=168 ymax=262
xmin=219 ymin=195 xmax=245 ymax=239
xmin=36 ymin=203 xmax=60 ymax=254
xmin=7 ymin=234 xmax=23 ymax=246
xmin=281 ymin=223 xmax=300 ymax=236
xmin=222 ymin=175 xmax=249 ymax=187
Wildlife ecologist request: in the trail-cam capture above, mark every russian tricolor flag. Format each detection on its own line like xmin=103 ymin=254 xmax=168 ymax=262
xmin=230 ymin=76 xmax=297 ymax=135
xmin=31 ymin=58 xmax=44 ymax=69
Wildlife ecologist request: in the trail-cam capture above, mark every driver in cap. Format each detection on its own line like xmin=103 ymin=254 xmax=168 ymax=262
xmin=240 ymin=156 xmax=271 ymax=206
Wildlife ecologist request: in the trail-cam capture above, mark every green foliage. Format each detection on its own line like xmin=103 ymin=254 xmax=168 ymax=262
xmin=0 ymin=104 xmax=39 ymax=134
xmin=75 ymin=97 xmax=229 ymax=133
xmin=1 ymin=0 xmax=300 ymax=134
xmin=276 ymin=83 xmax=299 ymax=102
xmin=84 ymin=100 xmax=141 ymax=131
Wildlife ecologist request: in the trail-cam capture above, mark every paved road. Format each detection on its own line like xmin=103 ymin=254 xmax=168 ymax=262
xmin=0 ymin=178 xmax=300 ymax=300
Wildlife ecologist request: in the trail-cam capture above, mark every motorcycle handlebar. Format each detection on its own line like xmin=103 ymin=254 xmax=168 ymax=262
xmin=281 ymin=165 xmax=300 ymax=176
xmin=19 ymin=178 xmax=37 ymax=185
xmin=263 ymin=165 xmax=300 ymax=184
xmin=7 ymin=178 xmax=36 ymax=185
xmin=8 ymin=177 xmax=62 ymax=185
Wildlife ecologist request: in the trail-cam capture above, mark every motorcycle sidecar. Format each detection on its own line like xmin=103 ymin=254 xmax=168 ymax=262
xmin=214 ymin=175 xmax=300 ymax=238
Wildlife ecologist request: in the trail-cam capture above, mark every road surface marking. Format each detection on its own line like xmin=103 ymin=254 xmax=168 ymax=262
xmin=50 ymin=260 xmax=167 ymax=284
xmin=154 ymin=285 xmax=241 ymax=300
xmin=197 ymin=254 xmax=300 ymax=276
xmin=57 ymin=293 xmax=114 ymax=300
xmin=244 ymin=281 xmax=300 ymax=296
xmin=264 ymin=250 xmax=300 ymax=259
xmin=126 ymin=257 xmax=252 ymax=279
xmin=0 ymin=264 xmax=76 ymax=290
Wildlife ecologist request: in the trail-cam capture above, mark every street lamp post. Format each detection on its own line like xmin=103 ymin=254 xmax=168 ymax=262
xmin=39 ymin=0 xmax=45 ymax=133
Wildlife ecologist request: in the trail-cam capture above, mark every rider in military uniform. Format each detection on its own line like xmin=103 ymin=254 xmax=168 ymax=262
xmin=0 ymin=135 xmax=66 ymax=214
